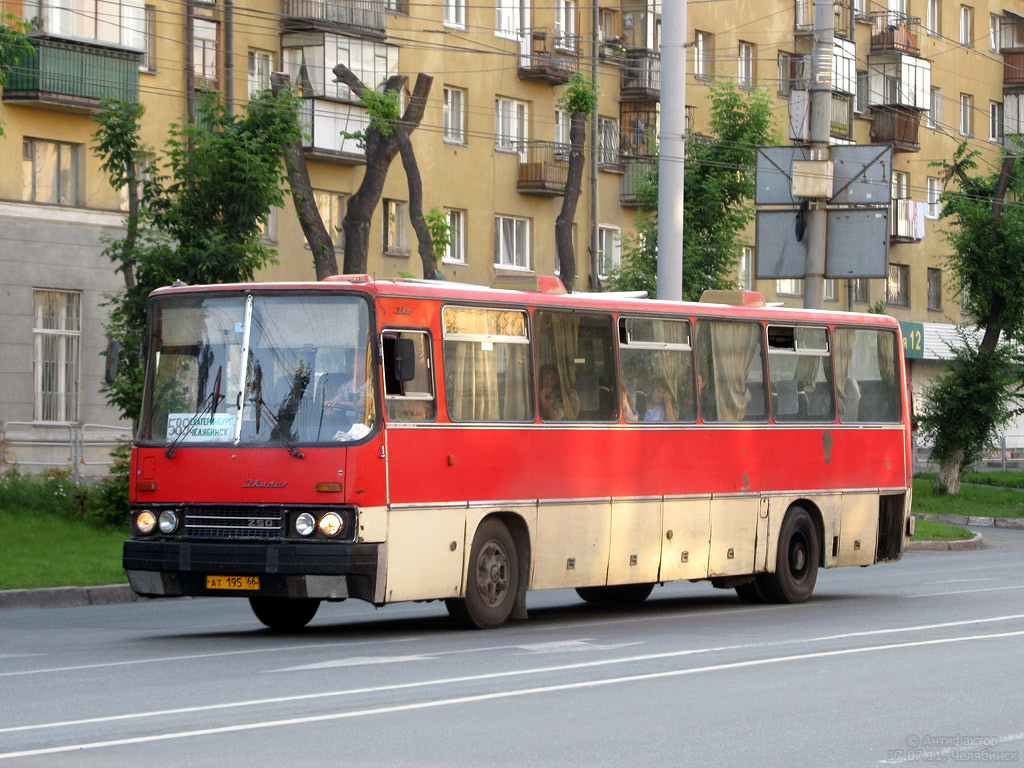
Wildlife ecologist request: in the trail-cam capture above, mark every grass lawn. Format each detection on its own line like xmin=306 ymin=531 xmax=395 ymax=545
xmin=0 ymin=506 xmax=127 ymax=590
xmin=910 ymin=519 xmax=974 ymax=542
xmin=912 ymin=477 xmax=1024 ymax=518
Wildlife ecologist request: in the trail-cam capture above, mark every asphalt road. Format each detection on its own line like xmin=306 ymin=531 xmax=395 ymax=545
xmin=2 ymin=529 xmax=1023 ymax=767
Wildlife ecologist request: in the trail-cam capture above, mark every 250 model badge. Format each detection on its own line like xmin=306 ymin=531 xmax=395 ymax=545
xmin=243 ymin=479 xmax=288 ymax=488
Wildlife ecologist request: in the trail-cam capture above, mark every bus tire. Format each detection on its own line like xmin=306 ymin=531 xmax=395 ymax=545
xmin=763 ymin=506 xmax=819 ymax=604
xmin=249 ymin=597 xmax=321 ymax=631
xmin=576 ymin=583 xmax=655 ymax=605
xmin=445 ymin=519 xmax=518 ymax=630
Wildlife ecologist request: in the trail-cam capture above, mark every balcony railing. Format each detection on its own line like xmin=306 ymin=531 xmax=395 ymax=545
xmin=2 ymin=36 xmax=139 ymax=111
xmin=891 ymin=197 xmax=923 ymax=242
xmin=518 ymin=29 xmax=579 ymax=85
xmin=830 ymin=93 xmax=853 ymax=140
xmin=869 ymin=12 xmax=921 ymax=55
xmin=517 ymin=141 xmax=569 ymax=196
xmin=795 ymin=0 xmax=853 ymax=39
xmin=297 ymin=98 xmax=367 ymax=163
xmin=870 ymin=105 xmax=922 ymax=150
xmin=282 ymin=0 xmax=386 ymax=32
xmin=620 ymin=48 xmax=660 ymax=101
xmin=619 ymin=155 xmax=656 ymax=207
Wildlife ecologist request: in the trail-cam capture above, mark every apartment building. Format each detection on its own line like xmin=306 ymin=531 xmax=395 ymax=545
xmin=0 ymin=0 xmax=1019 ymax=471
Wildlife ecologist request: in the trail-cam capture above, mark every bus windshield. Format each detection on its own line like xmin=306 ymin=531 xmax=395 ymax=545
xmin=139 ymin=293 xmax=375 ymax=447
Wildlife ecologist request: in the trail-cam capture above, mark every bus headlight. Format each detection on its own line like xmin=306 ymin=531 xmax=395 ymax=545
xmin=295 ymin=512 xmax=316 ymax=537
xmin=136 ymin=510 xmax=156 ymax=535
xmin=158 ymin=510 xmax=179 ymax=534
xmin=318 ymin=512 xmax=344 ymax=537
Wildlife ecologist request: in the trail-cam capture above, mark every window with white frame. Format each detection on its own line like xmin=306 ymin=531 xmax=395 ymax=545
xmin=36 ymin=0 xmax=145 ymax=48
xmin=928 ymin=87 xmax=941 ymax=128
xmin=960 ymin=5 xmax=974 ymax=46
xmin=892 ymin=169 xmax=909 ymax=199
xmin=494 ymin=215 xmax=530 ymax=270
xmin=555 ymin=0 xmax=575 ymax=46
xmin=259 ymin=207 xmax=278 ymax=244
xmin=192 ymin=18 xmax=219 ymax=88
xmin=824 ymin=279 xmax=836 ymax=301
xmin=739 ymin=246 xmax=753 ymax=290
xmin=248 ymin=49 xmax=272 ymax=97
xmin=853 ymin=0 xmax=866 ymax=14
xmin=598 ymin=116 xmax=619 ymax=166
xmin=990 ymin=101 xmax=1004 ymax=141
xmin=496 ymin=0 xmax=527 ymax=38
xmin=22 ymin=138 xmax=79 ymax=206
xmin=33 ymin=289 xmax=81 ymax=423
xmin=855 ymin=70 xmax=868 ymax=113
xmin=738 ymin=42 xmax=754 ymax=88
xmin=695 ymin=31 xmax=713 ymax=79
xmin=141 ymin=5 xmax=156 ymax=71
xmin=443 ymin=209 xmax=466 ymax=265
xmin=927 ymin=176 xmax=942 ymax=218
xmin=777 ymin=279 xmax=803 ymax=296
xmin=777 ymin=51 xmax=804 ymax=98
xmin=991 ymin=13 xmax=1000 ymax=50
xmin=554 ymin=108 xmax=571 ymax=147
xmin=926 ymin=0 xmax=940 ymax=35
xmin=495 ymin=97 xmax=528 ymax=155
xmin=383 ymin=199 xmax=408 ymax=256
xmin=443 ymin=86 xmax=466 ymax=143
xmin=598 ymin=226 xmax=620 ymax=278
xmin=314 ymin=190 xmax=346 ymax=250
xmin=960 ymin=92 xmax=974 ymax=135
xmin=445 ymin=0 xmax=465 ymax=28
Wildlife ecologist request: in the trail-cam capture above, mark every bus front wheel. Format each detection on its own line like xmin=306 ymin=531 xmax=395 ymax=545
xmin=249 ymin=597 xmax=321 ymax=631
xmin=446 ymin=519 xmax=518 ymax=630
xmin=762 ymin=506 xmax=820 ymax=603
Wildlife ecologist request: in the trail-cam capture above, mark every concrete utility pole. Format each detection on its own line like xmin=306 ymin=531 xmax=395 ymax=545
xmin=657 ymin=0 xmax=686 ymax=301
xmin=590 ymin=1 xmax=601 ymax=289
xmin=804 ymin=0 xmax=834 ymax=309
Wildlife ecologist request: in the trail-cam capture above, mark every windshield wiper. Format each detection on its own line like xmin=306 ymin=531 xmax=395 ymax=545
xmin=249 ymin=396 xmax=304 ymax=459
xmin=165 ymin=366 xmax=223 ymax=458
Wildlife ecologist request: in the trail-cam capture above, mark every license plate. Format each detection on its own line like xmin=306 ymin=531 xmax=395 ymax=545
xmin=206 ymin=575 xmax=260 ymax=591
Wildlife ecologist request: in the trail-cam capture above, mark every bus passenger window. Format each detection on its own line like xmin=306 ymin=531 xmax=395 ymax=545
xmin=442 ymin=306 xmax=532 ymax=422
xmin=382 ymin=330 xmax=436 ymax=422
xmin=535 ymin=310 xmax=617 ymax=422
xmin=695 ymin=320 xmax=766 ymax=423
xmin=833 ymin=328 xmax=901 ymax=423
xmin=618 ymin=316 xmax=695 ymax=423
xmin=766 ymin=325 xmax=834 ymax=422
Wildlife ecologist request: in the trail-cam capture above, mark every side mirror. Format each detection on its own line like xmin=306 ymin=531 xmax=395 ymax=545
xmin=394 ymin=337 xmax=416 ymax=382
xmin=104 ymin=339 xmax=120 ymax=384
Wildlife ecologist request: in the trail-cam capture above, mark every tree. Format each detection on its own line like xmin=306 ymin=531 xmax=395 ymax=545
xmin=918 ymin=143 xmax=1024 ymax=494
xmin=0 ymin=15 xmax=34 ymax=136
xmin=555 ymin=74 xmax=598 ymax=292
xmin=607 ymin=80 xmax=778 ymax=300
xmin=92 ymin=91 xmax=302 ymax=424
xmin=333 ymin=66 xmax=433 ymax=274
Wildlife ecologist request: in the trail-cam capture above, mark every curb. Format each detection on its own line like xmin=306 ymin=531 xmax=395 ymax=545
xmin=907 ymin=532 xmax=984 ymax=552
xmin=915 ymin=513 xmax=1024 ymax=530
xmin=0 ymin=583 xmax=138 ymax=611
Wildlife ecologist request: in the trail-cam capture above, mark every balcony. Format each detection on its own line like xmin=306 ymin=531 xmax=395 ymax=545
xmin=890 ymin=198 xmax=924 ymax=242
xmin=620 ymin=49 xmax=660 ymax=101
xmin=281 ymin=0 xmax=386 ymax=33
xmin=870 ymin=105 xmax=922 ymax=151
xmin=517 ymin=141 xmax=568 ymax=196
xmin=298 ymin=98 xmax=367 ymax=163
xmin=2 ymin=36 xmax=140 ymax=112
xmin=788 ymin=90 xmax=856 ymax=142
xmin=619 ymin=102 xmax=659 ymax=156
xmin=619 ymin=155 xmax=656 ymax=207
xmin=518 ymin=29 xmax=579 ymax=85
xmin=795 ymin=0 xmax=854 ymax=40
xmin=1004 ymin=52 xmax=1024 ymax=88
xmin=869 ymin=12 xmax=921 ymax=55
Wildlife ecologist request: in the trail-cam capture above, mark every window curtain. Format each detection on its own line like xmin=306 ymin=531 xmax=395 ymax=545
xmin=833 ymin=328 xmax=856 ymax=419
xmin=548 ymin=312 xmax=582 ymax=421
xmin=652 ymin=321 xmax=692 ymax=420
xmin=709 ymin=321 xmax=760 ymax=422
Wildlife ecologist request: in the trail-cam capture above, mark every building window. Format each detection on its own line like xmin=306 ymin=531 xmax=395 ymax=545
xmin=739 ymin=246 xmax=753 ymax=290
xmin=777 ymin=279 xmax=803 ymax=297
xmin=443 ymin=86 xmax=466 ymax=144
xmin=598 ymin=226 xmax=620 ymax=278
xmin=383 ymin=199 xmax=408 ymax=256
xmin=192 ymin=18 xmax=219 ymax=88
xmin=928 ymin=87 xmax=942 ymax=128
xmin=886 ymin=263 xmax=910 ymax=307
xmin=385 ymin=0 xmax=407 ymax=14
xmin=598 ymin=116 xmax=619 ymax=166
xmin=738 ymin=42 xmax=754 ymax=88
xmin=960 ymin=5 xmax=974 ymax=46
xmin=259 ymin=208 xmax=277 ymax=244
xmin=248 ymin=50 xmax=272 ymax=97
xmin=496 ymin=0 xmax=527 ymax=39
xmin=777 ymin=51 xmax=804 ymax=98
xmin=990 ymin=13 xmax=1001 ymax=50
xmin=314 ymin=190 xmax=346 ymax=250
xmin=960 ymin=93 xmax=974 ymax=135
xmin=494 ymin=215 xmax=530 ymax=270
xmin=554 ymin=108 xmax=571 ymax=147
xmin=928 ymin=268 xmax=942 ymax=310
xmin=443 ymin=209 xmax=466 ymax=265
xmin=892 ymin=170 xmax=909 ymax=200
xmin=555 ymin=0 xmax=576 ymax=45
xmin=598 ymin=8 xmax=618 ymax=43
xmin=141 ymin=5 xmax=156 ymax=71
xmin=824 ymin=279 xmax=836 ymax=301
xmin=926 ymin=0 xmax=941 ymax=35
xmin=695 ymin=31 xmax=713 ymax=79
xmin=444 ymin=0 xmax=465 ymax=28
xmin=22 ymin=139 xmax=79 ymax=206
xmin=495 ymin=97 xmax=528 ymax=155
xmin=855 ymin=70 xmax=868 ymax=113
xmin=852 ymin=277 xmax=869 ymax=304
xmin=927 ymin=176 xmax=942 ymax=218
xmin=990 ymin=101 xmax=1004 ymax=141
xmin=33 ymin=289 xmax=81 ymax=423
xmin=853 ymin=0 xmax=866 ymax=15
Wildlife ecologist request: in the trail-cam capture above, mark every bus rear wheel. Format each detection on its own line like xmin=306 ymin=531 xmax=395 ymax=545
xmin=576 ymin=583 xmax=655 ymax=605
xmin=762 ymin=506 xmax=819 ymax=604
xmin=446 ymin=519 xmax=518 ymax=630
xmin=249 ymin=597 xmax=321 ymax=631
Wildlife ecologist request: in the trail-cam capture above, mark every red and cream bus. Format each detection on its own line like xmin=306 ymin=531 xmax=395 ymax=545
xmin=123 ymin=275 xmax=914 ymax=630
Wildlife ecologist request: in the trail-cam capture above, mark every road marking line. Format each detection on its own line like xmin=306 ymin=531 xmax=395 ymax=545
xmin=3 ymin=629 xmax=1024 ymax=761
xmin=904 ymin=585 xmax=1024 ymax=598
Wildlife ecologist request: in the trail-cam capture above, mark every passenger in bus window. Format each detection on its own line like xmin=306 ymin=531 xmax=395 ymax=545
xmin=538 ymin=364 xmax=563 ymax=420
xmin=623 ymin=381 xmax=676 ymax=422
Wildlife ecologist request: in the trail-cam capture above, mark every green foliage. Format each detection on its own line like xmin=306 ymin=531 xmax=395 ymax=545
xmin=424 ymin=206 xmax=452 ymax=264
xmin=558 ymin=74 xmax=598 ymax=117
xmin=911 ymin=476 xmax=1024 ymax=518
xmin=84 ymin=440 xmax=132 ymax=527
xmin=867 ymin=300 xmax=888 ymax=314
xmin=917 ymin=341 xmax=1024 ymax=472
xmin=92 ymin=91 xmax=302 ymax=424
xmin=607 ymin=214 xmax=657 ymax=296
xmin=0 ymin=468 xmax=85 ymax=519
xmin=607 ymin=80 xmax=778 ymax=300
xmin=910 ymin=519 xmax=973 ymax=541
xmin=0 ymin=15 xmax=35 ymax=136
xmin=342 ymin=88 xmax=400 ymax=144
